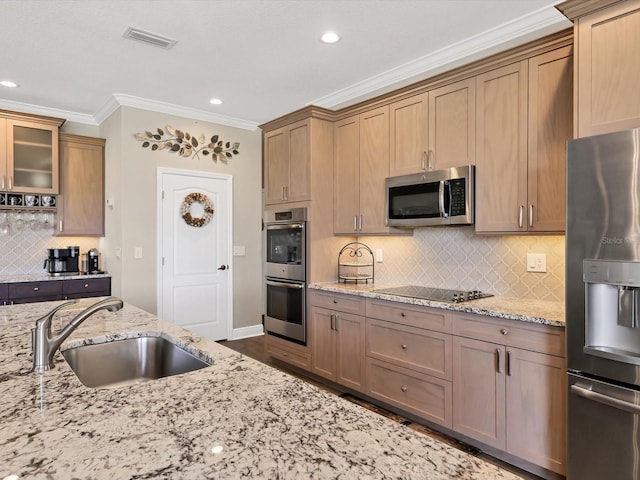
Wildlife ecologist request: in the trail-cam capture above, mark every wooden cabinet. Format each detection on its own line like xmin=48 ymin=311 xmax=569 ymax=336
xmin=365 ymin=299 xmax=453 ymax=427
xmin=0 ymin=283 xmax=7 ymax=305
xmin=264 ymin=332 xmax=311 ymax=371
xmin=309 ymin=290 xmax=366 ymax=391
xmin=62 ymin=277 xmax=111 ymax=300
xmin=264 ymin=119 xmax=310 ymax=205
xmin=334 ymin=106 xmax=397 ymax=235
xmin=389 ymin=78 xmax=476 ymax=177
xmin=0 ymin=110 xmax=64 ymax=194
xmin=475 ymin=46 xmax=572 ymax=233
xmin=452 ymin=312 xmax=566 ymax=475
xmin=560 ymin=0 xmax=640 ymax=137
xmin=57 ymin=134 xmax=105 ymax=236
xmin=8 ymin=280 xmax=63 ymax=304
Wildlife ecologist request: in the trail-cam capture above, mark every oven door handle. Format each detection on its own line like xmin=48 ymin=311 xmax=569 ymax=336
xmin=266 ymin=223 xmax=303 ymax=230
xmin=265 ymin=280 xmax=304 ymax=289
xmin=571 ymin=384 xmax=640 ymax=415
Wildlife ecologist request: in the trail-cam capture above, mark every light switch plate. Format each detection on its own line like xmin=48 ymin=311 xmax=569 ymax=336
xmin=134 ymin=247 xmax=143 ymax=259
xmin=233 ymin=245 xmax=246 ymax=257
xmin=527 ymin=253 xmax=546 ymax=273
xmin=376 ymin=248 xmax=383 ymax=263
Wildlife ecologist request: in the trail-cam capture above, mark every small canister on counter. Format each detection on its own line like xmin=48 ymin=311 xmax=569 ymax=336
xmin=88 ymin=248 xmax=101 ymax=273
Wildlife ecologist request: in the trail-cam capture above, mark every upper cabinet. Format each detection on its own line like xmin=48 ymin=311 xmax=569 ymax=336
xmin=57 ymin=134 xmax=106 ymax=236
xmin=475 ymin=46 xmax=573 ymax=233
xmin=264 ymin=119 xmax=311 ymax=205
xmin=557 ymin=0 xmax=640 ymax=137
xmin=389 ymin=78 xmax=476 ymax=176
xmin=335 ymin=106 xmax=399 ymax=235
xmin=0 ymin=110 xmax=64 ymax=194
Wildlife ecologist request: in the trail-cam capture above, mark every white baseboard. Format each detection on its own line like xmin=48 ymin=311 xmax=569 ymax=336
xmin=229 ymin=324 xmax=264 ymax=340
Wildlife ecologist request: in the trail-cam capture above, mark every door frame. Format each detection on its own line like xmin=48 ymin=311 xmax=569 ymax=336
xmin=156 ymin=167 xmax=234 ymax=340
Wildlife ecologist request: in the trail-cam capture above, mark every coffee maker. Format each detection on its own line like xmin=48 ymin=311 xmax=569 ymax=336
xmin=44 ymin=246 xmax=80 ymax=276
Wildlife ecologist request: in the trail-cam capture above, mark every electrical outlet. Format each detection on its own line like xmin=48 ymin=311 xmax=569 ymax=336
xmin=527 ymin=253 xmax=547 ymax=273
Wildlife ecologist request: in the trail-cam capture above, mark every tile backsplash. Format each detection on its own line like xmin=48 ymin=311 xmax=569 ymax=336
xmin=0 ymin=220 xmax=99 ymax=275
xmin=360 ymin=227 xmax=565 ymax=302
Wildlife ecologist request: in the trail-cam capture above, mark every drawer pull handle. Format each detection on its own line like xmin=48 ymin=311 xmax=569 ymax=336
xmin=282 ymin=352 xmax=289 ymax=357
xmin=84 ymin=284 xmax=89 ymax=288
xmin=401 ymin=386 xmax=408 ymax=392
xmin=33 ymin=287 xmax=39 ymax=291
xmin=401 ymin=344 xmax=408 ymax=350
xmin=400 ymin=312 xmax=406 ymax=317
xmin=500 ymin=328 xmax=508 ymax=335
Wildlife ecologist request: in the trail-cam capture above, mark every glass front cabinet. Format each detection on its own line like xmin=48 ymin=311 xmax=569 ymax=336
xmin=0 ymin=111 xmax=65 ymax=194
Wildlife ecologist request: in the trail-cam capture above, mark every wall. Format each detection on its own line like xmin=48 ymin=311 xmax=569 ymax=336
xmin=100 ymin=106 xmax=263 ymax=332
xmin=361 ymin=227 xmax=565 ymax=302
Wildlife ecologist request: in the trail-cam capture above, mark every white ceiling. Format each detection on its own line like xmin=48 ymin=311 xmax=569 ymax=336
xmin=0 ymin=0 xmax=570 ymax=130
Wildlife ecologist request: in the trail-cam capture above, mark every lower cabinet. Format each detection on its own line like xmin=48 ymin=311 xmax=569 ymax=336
xmin=264 ymin=332 xmax=311 ymax=370
xmin=0 ymin=283 xmax=8 ymax=305
xmin=309 ymin=290 xmax=366 ymax=391
xmin=452 ymin=312 xmax=566 ymax=475
xmin=4 ymin=277 xmax=111 ymax=304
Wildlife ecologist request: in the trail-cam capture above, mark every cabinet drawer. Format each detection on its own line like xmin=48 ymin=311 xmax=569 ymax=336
xmin=11 ymin=294 xmax=62 ymax=304
xmin=309 ymin=290 xmax=366 ymax=315
xmin=366 ymin=358 xmax=452 ymax=428
xmin=366 ymin=318 xmax=452 ymax=380
xmin=0 ymin=283 xmax=8 ymax=304
xmin=366 ymin=298 xmax=452 ymax=333
xmin=9 ymin=281 xmax=63 ymax=299
xmin=265 ymin=333 xmax=311 ymax=371
xmin=453 ymin=312 xmax=565 ymax=357
xmin=63 ymin=277 xmax=111 ymax=295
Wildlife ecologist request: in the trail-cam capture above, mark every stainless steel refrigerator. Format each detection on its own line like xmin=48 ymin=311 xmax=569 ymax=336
xmin=567 ymin=128 xmax=640 ymax=479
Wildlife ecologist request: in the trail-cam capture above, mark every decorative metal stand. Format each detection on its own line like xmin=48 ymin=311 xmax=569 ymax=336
xmin=338 ymin=242 xmax=374 ymax=284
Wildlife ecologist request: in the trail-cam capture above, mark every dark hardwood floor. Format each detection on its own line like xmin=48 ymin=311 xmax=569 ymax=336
xmin=218 ymin=335 xmax=545 ymax=480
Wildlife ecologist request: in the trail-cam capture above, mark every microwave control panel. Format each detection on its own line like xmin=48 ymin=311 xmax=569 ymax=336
xmin=449 ymin=178 xmax=466 ymax=216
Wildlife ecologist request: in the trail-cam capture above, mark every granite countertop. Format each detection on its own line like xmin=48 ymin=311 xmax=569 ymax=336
xmin=310 ymin=282 xmax=565 ymax=327
xmin=1 ymin=299 xmax=522 ymax=479
xmin=0 ymin=273 xmax=111 ymax=283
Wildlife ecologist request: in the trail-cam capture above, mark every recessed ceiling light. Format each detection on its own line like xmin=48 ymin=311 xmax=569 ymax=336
xmin=320 ymin=31 xmax=340 ymax=44
xmin=0 ymin=80 xmax=19 ymax=88
xmin=209 ymin=98 xmax=223 ymax=105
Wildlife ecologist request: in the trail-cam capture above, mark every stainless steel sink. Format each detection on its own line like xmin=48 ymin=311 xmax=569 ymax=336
xmin=62 ymin=335 xmax=211 ymax=389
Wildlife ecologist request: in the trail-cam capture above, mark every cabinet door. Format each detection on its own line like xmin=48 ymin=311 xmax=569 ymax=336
xmin=335 ymin=311 xmax=365 ymax=391
xmin=359 ymin=105 xmax=390 ymax=234
xmin=286 ymin=120 xmax=311 ymax=203
xmin=6 ymin=119 xmax=59 ymax=194
xmin=506 ymin=347 xmax=566 ymax=475
xmin=389 ymin=93 xmax=428 ymax=176
xmin=333 ymin=115 xmax=360 ymax=234
xmin=0 ymin=118 xmax=6 ymax=190
xmin=452 ymin=336 xmax=506 ymax=450
xmin=429 ymin=77 xmax=476 ymax=170
xmin=475 ymin=61 xmax=528 ymax=233
xmin=310 ymin=306 xmax=337 ymax=381
xmin=264 ymin=127 xmax=288 ymax=205
xmin=527 ymin=46 xmax=573 ymax=233
xmin=577 ymin=1 xmax=640 ymax=137
xmin=57 ymin=135 xmax=105 ymax=236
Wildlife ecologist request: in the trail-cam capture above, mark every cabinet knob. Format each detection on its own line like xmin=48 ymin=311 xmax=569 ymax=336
xmin=333 ymin=300 xmax=338 ymax=304
xmin=282 ymin=352 xmax=289 ymax=357
xmin=401 ymin=344 xmax=408 ymax=350
xmin=33 ymin=287 xmax=39 ymax=291
xmin=500 ymin=328 xmax=508 ymax=335
xmin=400 ymin=312 xmax=406 ymax=317
xmin=401 ymin=386 xmax=408 ymax=392
xmin=84 ymin=284 xmax=89 ymax=288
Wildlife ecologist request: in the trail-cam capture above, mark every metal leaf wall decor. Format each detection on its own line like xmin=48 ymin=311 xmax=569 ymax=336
xmin=133 ymin=125 xmax=240 ymax=162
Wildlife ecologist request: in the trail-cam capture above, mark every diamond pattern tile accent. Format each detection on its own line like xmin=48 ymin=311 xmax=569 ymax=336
xmin=0 ymin=214 xmax=99 ymax=275
xmin=360 ymin=227 xmax=565 ymax=302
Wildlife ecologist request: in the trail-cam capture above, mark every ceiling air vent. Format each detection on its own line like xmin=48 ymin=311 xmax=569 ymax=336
xmin=123 ymin=27 xmax=177 ymax=50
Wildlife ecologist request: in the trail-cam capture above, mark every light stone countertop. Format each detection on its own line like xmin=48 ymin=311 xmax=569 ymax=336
xmin=1 ymin=299 xmax=523 ymax=479
xmin=0 ymin=273 xmax=111 ymax=283
xmin=310 ymin=282 xmax=565 ymax=327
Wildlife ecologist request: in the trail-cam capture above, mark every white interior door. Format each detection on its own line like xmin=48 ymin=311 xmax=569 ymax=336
xmin=158 ymin=168 xmax=232 ymax=340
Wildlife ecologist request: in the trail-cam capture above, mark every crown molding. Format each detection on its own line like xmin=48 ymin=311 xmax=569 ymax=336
xmin=0 ymin=98 xmax=97 ymax=125
xmin=309 ymin=5 xmax=571 ymax=109
xmin=100 ymin=94 xmax=259 ymax=131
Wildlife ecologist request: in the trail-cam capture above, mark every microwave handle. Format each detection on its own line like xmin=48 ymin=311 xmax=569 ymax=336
xmin=438 ymin=180 xmax=449 ymax=218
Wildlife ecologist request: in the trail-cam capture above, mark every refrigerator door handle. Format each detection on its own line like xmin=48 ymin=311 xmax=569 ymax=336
xmin=571 ymin=384 xmax=640 ymax=415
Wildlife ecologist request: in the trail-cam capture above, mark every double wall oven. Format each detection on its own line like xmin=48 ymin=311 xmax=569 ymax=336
xmin=264 ymin=208 xmax=307 ymax=345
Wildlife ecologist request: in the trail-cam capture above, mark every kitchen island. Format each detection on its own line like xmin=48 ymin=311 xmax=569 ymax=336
xmin=1 ymin=299 xmax=522 ymax=479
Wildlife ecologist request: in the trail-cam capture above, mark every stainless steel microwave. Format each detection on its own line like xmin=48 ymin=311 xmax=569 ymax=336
xmin=385 ymin=165 xmax=475 ymax=227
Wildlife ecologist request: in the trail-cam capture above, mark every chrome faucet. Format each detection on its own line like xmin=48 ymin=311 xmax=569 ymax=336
xmin=31 ymin=296 xmax=124 ymax=373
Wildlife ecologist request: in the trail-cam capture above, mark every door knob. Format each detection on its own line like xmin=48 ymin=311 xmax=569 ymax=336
xmin=217 ymin=265 xmax=229 ymax=271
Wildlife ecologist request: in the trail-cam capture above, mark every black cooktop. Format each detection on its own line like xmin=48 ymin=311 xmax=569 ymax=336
xmin=373 ymin=285 xmax=493 ymax=303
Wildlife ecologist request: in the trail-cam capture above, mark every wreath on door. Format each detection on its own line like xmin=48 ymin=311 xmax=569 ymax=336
xmin=180 ymin=192 xmax=214 ymax=227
